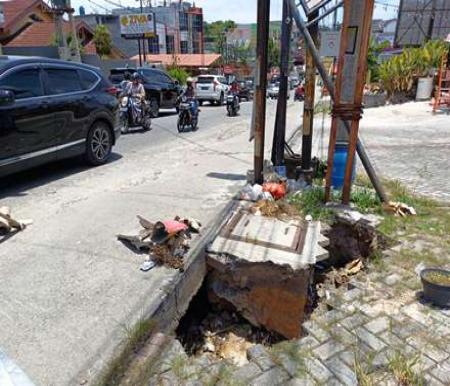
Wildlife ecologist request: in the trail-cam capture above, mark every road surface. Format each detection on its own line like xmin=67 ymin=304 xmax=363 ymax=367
xmin=0 ymin=98 xmax=304 ymax=385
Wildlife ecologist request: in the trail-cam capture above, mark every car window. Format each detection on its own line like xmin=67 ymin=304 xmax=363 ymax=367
xmin=139 ymin=69 xmax=156 ymax=81
xmin=79 ymin=69 xmax=99 ymax=90
xmin=45 ymin=68 xmax=82 ymax=95
xmin=0 ymin=68 xmax=43 ymax=99
xmin=197 ymin=76 xmax=215 ymax=84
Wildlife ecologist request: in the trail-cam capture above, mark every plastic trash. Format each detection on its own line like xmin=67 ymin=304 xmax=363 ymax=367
xmin=415 ymin=262 xmax=427 ymax=278
xmin=240 ymin=184 xmax=264 ymax=201
xmin=140 ymin=260 xmax=156 ymax=272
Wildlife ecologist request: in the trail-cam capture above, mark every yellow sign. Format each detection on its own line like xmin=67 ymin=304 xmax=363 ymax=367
xmin=120 ymin=13 xmax=155 ymax=37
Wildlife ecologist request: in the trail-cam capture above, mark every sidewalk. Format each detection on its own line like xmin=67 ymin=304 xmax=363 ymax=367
xmin=308 ymin=101 xmax=450 ymax=201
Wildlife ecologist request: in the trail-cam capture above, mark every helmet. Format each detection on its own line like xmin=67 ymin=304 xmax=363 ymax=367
xmin=132 ymin=72 xmax=140 ymax=81
xmin=123 ymin=72 xmax=131 ymax=81
xmin=186 ymin=77 xmax=194 ymax=86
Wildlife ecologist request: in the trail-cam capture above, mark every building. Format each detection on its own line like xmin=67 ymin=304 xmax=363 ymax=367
xmin=0 ymin=0 xmax=125 ymax=59
xmin=395 ymin=0 xmax=450 ymax=47
xmin=131 ymin=53 xmax=221 ymax=74
xmin=77 ymin=1 xmax=204 ymax=59
xmin=372 ymin=18 xmax=397 ymax=46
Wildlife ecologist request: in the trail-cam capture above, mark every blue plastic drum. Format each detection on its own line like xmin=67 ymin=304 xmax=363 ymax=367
xmin=331 ymin=142 xmax=356 ymax=189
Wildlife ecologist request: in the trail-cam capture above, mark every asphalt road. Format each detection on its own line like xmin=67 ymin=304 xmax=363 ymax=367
xmin=0 ymin=96 xmax=304 ymax=386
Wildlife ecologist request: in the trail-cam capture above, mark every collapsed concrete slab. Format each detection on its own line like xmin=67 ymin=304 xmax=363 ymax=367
xmin=206 ymin=206 xmax=329 ymax=339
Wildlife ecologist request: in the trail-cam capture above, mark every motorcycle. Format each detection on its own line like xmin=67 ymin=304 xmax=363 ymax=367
xmin=177 ymin=96 xmax=198 ymax=133
xmin=226 ymin=93 xmax=240 ymax=116
xmin=294 ymin=86 xmax=305 ymax=102
xmin=119 ymin=94 xmax=152 ymax=134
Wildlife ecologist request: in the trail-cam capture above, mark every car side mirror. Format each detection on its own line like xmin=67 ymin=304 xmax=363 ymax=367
xmin=0 ymin=90 xmax=15 ymax=106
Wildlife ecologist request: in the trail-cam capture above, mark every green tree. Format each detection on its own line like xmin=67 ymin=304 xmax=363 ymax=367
xmin=367 ymin=38 xmax=390 ymax=82
xmin=204 ymin=20 xmax=236 ymax=58
xmin=167 ymin=66 xmax=190 ymax=85
xmin=268 ymin=36 xmax=280 ymax=69
xmin=93 ymin=24 xmax=112 ymax=58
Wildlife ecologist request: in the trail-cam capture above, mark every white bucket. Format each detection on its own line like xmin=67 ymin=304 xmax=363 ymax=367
xmin=416 ymin=77 xmax=434 ymax=101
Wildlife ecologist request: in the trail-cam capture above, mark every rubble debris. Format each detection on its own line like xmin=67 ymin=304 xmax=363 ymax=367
xmin=323 ymin=209 xmax=384 ymax=266
xmin=0 ymin=207 xmax=32 ymax=235
xmin=383 ymin=201 xmax=417 ymax=217
xmin=118 ymin=215 xmax=201 ymax=270
xmin=250 ymin=199 xmax=298 ymax=218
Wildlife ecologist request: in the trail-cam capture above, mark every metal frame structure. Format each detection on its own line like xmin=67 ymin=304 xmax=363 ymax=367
xmin=299 ymin=0 xmax=333 ymax=15
xmin=288 ymin=0 xmax=388 ymax=202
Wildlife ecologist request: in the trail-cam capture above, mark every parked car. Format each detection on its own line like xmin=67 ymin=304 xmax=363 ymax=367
xmin=195 ymin=75 xmax=229 ymax=105
xmin=267 ymin=82 xmax=291 ymax=100
xmin=0 ymin=56 xmax=121 ymax=178
xmin=109 ymin=67 xmax=181 ymax=117
xmin=238 ymin=80 xmax=254 ymax=101
xmin=267 ymin=82 xmax=280 ymax=99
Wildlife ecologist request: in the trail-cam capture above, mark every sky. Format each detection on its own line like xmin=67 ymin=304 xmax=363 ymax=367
xmin=73 ymin=0 xmax=400 ymax=23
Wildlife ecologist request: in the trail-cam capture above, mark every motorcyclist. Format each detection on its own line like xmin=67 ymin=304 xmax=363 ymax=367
xmin=182 ymin=78 xmax=198 ymax=117
xmin=229 ymin=80 xmax=240 ymax=108
xmin=125 ymin=73 xmax=146 ymax=122
xmin=120 ymin=72 xmax=132 ymax=92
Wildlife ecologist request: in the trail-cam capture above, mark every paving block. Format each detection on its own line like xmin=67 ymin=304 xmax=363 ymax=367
xmin=431 ymin=361 xmax=450 ymax=385
xmin=401 ymin=303 xmax=431 ymax=326
xmin=232 ymin=362 xmax=262 ymax=382
xmin=339 ymin=313 xmax=370 ymax=331
xmin=384 ymin=273 xmax=401 ymax=286
xmin=341 ymin=288 xmax=365 ymax=302
xmin=248 ymin=367 xmax=290 ymax=386
xmin=313 ymin=340 xmax=346 ymax=361
xmin=412 ymin=354 xmax=438 ymax=372
xmin=304 ymin=357 xmax=334 ymax=383
xmin=329 ymin=323 xmax=358 ymax=346
xmin=286 ymin=376 xmax=316 ymax=386
xmin=298 ymin=335 xmax=320 ymax=350
xmin=247 ymin=344 xmax=275 ymax=371
xmin=406 ymin=336 xmax=449 ymax=363
xmin=303 ymin=321 xmax=331 ymax=342
xmin=354 ymin=327 xmax=387 ymax=351
xmin=390 ymin=319 xmax=426 ymax=339
xmin=324 ymin=356 xmax=358 ymax=386
xmin=424 ymin=372 xmax=446 ymax=386
xmin=364 ymin=316 xmax=391 ymax=335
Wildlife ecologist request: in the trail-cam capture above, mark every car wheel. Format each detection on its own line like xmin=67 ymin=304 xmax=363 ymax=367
xmin=149 ymin=97 xmax=159 ymax=118
xmin=120 ymin=114 xmax=129 ymax=134
xmin=85 ymin=121 xmax=112 ymax=166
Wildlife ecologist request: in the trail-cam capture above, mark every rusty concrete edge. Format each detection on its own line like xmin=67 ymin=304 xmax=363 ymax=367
xmin=82 ymin=199 xmax=239 ymax=386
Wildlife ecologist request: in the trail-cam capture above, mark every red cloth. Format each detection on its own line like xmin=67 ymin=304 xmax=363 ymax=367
xmin=262 ymin=182 xmax=287 ymax=200
xmin=162 ymin=220 xmax=188 ymax=235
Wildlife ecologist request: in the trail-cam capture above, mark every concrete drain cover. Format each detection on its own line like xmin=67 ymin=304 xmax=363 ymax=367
xmin=208 ymin=207 xmax=329 ymax=270
xmin=221 ymin=211 xmax=306 ymax=254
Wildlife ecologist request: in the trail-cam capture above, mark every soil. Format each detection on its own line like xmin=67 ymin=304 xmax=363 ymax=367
xmin=423 ymin=270 xmax=450 ymax=287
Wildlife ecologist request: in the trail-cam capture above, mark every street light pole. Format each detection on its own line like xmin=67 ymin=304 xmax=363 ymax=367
xmin=272 ymin=0 xmax=292 ymax=167
xmin=253 ymin=0 xmax=271 ymax=184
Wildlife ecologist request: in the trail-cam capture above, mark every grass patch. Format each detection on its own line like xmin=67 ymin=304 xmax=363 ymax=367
xmin=289 ymin=187 xmax=334 ymax=221
xmin=95 ymin=317 xmax=157 ymax=386
xmin=353 ymin=350 xmax=375 ymax=386
xmin=388 ymin=351 xmax=426 ymax=386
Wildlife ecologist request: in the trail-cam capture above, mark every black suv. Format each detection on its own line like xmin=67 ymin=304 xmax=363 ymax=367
xmin=0 ymin=56 xmax=121 ymax=178
xmin=109 ymin=67 xmax=180 ymax=117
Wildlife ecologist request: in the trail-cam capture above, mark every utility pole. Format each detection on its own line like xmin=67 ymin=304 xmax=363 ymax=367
xmin=272 ymin=0 xmax=292 ymax=167
xmin=253 ymin=0 xmax=270 ymax=184
xmin=324 ymin=0 xmax=375 ymax=204
xmin=300 ymin=9 xmax=319 ymax=179
xmin=140 ymin=0 xmax=146 ymax=64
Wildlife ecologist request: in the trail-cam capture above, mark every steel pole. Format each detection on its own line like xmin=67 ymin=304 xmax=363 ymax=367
xmin=300 ymin=9 xmax=319 ymax=176
xmin=288 ymin=0 xmax=388 ymax=203
xmin=272 ymin=0 xmax=292 ymax=166
xmin=254 ymin=0 xmax=271 ymax=184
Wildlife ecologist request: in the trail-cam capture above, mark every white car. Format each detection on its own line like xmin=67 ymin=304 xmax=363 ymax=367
xmin=195 ymin=75 xmax=229 ymax=105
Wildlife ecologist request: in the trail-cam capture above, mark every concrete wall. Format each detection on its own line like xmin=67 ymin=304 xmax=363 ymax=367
xmin=3 ymin=46 xmax=59 ymax=58
xmin=81 ymin=54 xmax=137 ymax=75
